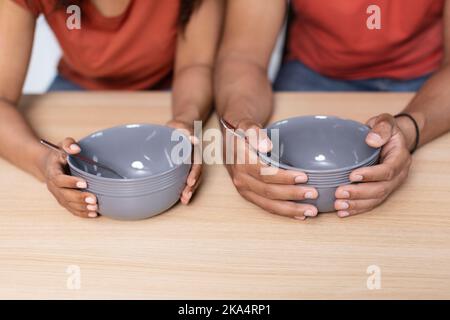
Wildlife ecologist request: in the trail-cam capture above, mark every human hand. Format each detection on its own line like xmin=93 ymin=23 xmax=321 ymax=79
xmin=334 ymin=113 xmax=413 ymax=218
xmin=224 ymin=119 xmax=319 ymax=220
xmin=39 ymin=137 xmax=98 ymax=218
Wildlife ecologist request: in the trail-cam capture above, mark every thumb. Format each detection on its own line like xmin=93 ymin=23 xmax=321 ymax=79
xmin=365 ymin=113 xmax=395 ymax=148
xmin=237 ymin=119 xmax=272 ymax=153
xmin=61 ymin=137 xmax=81 ymax=155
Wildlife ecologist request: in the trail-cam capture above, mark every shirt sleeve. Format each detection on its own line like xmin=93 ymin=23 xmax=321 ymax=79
xmin=11 ymin=0 xmax=42 ymax=17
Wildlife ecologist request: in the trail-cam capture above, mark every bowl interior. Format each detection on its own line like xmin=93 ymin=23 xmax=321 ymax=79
xmin=267 ymin=116 xmax=379 ymax=172
xmin=69 ymin=124 xmax=191 ymax=180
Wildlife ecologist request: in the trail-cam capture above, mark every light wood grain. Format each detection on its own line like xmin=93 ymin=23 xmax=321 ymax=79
xmin=0 ymin=92 xmax=449 ymax=299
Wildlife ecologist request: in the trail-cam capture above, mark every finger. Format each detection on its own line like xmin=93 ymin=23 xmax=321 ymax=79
xmin=237 ymin=119 xmax=272 ymax=153
xmin=180 ymin=188 xmax=193 ymax=205
xmin=187 ymin=164 xmax=202 ymax=187
xmin=67 ymin=207 xmax=98 ymax=219
xmin=335 ymin=182 xmax=391 ymax=201
xmin=59 ymin=188 xmax=97 ymax=205
xmin=52 ymin=174 xmax=87 ymax=189
xmin=366 ymin=113 xmax=395 ymax=148
xmin=174 ymin=127 xmax=192 ymax=140
xmin=241 ymin=190 xmax=318 ymax=219
xmin=248 ymin=163 xmax=308 ymax=185
xmin=243 ymin=173 xmax=318 ymax=201
xmin=187 ymin=171 xmax=203 ymax=194
xmin=349 ymin=151 xmax=410 ymax=182
xmin=334 ymin=198 xmax=382 ymax=217
xmin=61 ymin=137 xmax=81 ymax=155
xmin=180 ymin=172 xmax=203 ymax=205
xmin=68 ymin=201 xmax=98 ymax=213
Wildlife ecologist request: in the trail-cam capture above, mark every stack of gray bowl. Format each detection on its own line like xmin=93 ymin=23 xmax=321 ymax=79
xmin=264 ymin=116 xmax=380 ymax=212
xmin=68 ymin=124 xmax=192 ymax=220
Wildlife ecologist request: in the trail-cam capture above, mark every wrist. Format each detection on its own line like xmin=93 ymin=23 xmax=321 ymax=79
xmin=395 ymin=112 xmax=423 ymax=152
xmin=32 ymin=145 xmax=50 ymax=182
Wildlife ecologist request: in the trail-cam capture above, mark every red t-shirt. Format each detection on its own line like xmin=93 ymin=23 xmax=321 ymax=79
xmin=13 ymin=0 xmax=179 ymax=90
xmin=287 ymin=0 xmax=445 ymax=80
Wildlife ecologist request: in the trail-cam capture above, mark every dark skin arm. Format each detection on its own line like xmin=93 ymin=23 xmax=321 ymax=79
xmin=216 ymin=0 xmax=450 ymax=220
xmin=334 ymin=0 xmax=450 ymax=218
xmin=169 ymin=0 xmax=224 ymax=204
xmin=0 ymin=0 xmax=100 ymax=218
xmin=215 ymin=0 xmax=319 ymax=220
xmin=0 ymin=0 xmax=223 ymax=216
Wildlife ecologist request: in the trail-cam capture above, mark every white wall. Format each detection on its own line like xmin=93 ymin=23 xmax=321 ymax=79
xmin=23 ymin=16 xmax=61 ymax=94
xmin=23 ymin=17 xmax=284 ymax=94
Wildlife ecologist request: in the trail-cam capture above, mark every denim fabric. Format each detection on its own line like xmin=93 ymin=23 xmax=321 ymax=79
xmin=274 ymin=60 xmax=430 ymax=92
xmin=47 ymin=74 xmax=85 ymax=91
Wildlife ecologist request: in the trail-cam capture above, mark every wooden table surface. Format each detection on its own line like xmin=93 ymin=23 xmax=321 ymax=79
xmin=0 ymin=92 xmax=449 ymax=299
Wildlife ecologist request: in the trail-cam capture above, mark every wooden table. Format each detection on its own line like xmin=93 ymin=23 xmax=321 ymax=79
xmin=0 ymin=92 xmax=449 ymax=299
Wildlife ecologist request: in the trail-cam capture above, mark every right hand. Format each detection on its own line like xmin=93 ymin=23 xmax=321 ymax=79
xmin=224 ymin=119 xmax=319 ymax=220
xmin=39 ymin=137 xmax=99 ymax=219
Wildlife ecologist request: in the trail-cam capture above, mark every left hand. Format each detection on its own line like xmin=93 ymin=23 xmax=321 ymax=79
xmin=166 ymin=119 xmax=202 ymax=205
xmin=334 ymin=113 xmax=413 ymax=218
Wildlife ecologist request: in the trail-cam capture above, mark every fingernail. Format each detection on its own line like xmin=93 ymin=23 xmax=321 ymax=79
xmin=367 ymin=133 xmax=383 ymax=144
xmin=87 ymin=205 xmax=97 ymax=211
xmin=304 ymin=210 xmax=317 ymax=217
xmin=305 ymin=191 xmax=316 ymax=199
xmin=88 ymin=212 xmax=97 ymax=218
xmin=294 ymin=175 xmax=307 ymax=184
xmin=351 ymin=174 xmax=363 ymax=182
xmin=187 ymin=191 xmax=193 ymax=199
xmin=336 ymin=201 xmax=349 ymax=210
xmin=340 ymin=190 xmax=350 ymax=198
xmin=294 ymin=216 xmax=306 ymax=221
xmin=85 ymin=197 xmax=96 ymax=204
xmin=76 ymin=181 xmax=87 ymax=189
xmin=70 ymin=144 xmax=81 ymax=152
xmin=338 ymin=211 xmax=350 ymax=218
xmin=258 ymin=138 xmax=272 ymax=153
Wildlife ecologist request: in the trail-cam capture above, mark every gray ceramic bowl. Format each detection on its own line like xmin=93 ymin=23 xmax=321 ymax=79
xmin=265 ymin=115 xmax=380 ymax=174
xmin=263 ymin=115 xmax=381 ymax=213
xmin=70 ymin=164 xmax=190 ymax=193
xmin=67 ymin=124 xmax=192 ymax=220
xmin=71 ymin=170 xmax=188 ymax=196
xmin=306 ymin=157 xmax=379 ymax=185
xmin=68 ymin=124 xmax=191 ymax=182
xmin=94 ymin=181 xmax=186 ymax=220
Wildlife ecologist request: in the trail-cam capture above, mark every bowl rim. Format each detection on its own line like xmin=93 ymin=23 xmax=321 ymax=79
xmin=67 ymin=123 xmax=192 ymax=182
xmin=264 ymin=115 xmax=381 ymax=174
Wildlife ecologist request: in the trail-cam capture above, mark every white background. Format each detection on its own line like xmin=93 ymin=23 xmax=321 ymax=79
xmin=23 ymin=17 xmax=285 ymax=94
xmin=23 ymin=17 xmax=61 ymax=93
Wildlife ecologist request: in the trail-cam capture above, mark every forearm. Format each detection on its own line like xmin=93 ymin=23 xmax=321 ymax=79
xmin=397 ymin=64 xmax=450 ymax=149
xmin=172 ymin=65 xmax=213 ymax=126
xmin=214 ymin=57 xmax=274 ymax=127
xmin=0 ymin=98 xmax=47 ymax=181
